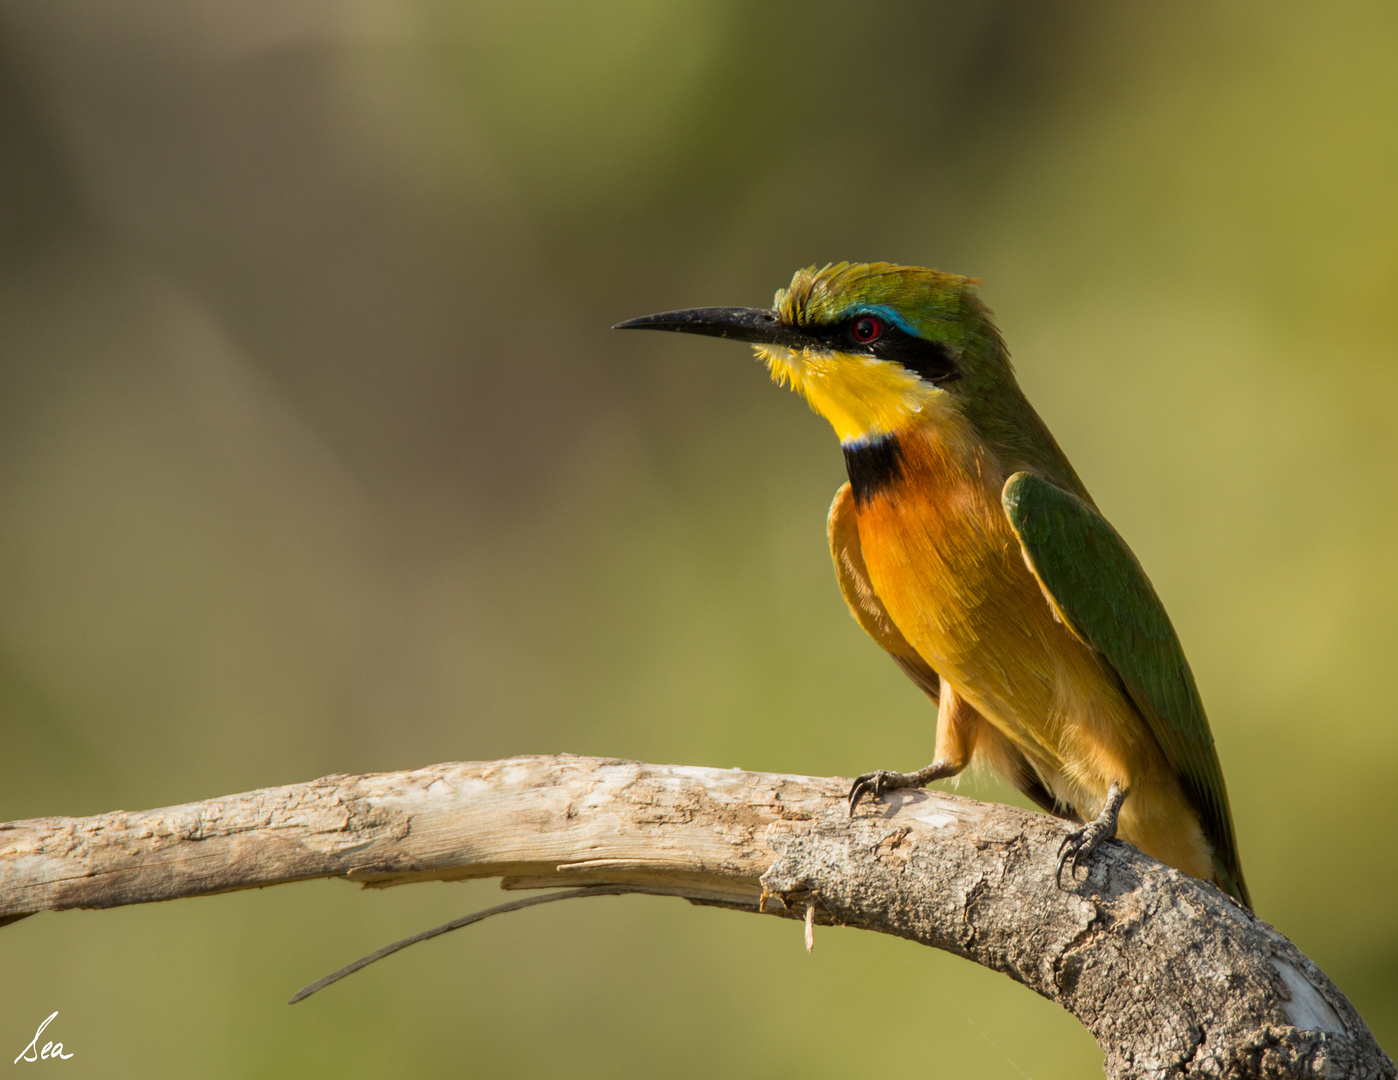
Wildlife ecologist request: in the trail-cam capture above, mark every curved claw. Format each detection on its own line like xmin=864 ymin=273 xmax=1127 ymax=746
xmin=1053 ymin=781 xmax=1126 ymax=890
xmin=848 ymin=770 xmax=893 ymax=816
xmin=1056 ymin=828 xmax=1092 ymax=887
xmin=848 ymin=761 xmax=956 ymax=817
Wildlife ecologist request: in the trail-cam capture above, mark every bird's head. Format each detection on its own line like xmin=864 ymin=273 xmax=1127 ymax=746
xmin=615 ymin=262 xmax=1015 ymax=446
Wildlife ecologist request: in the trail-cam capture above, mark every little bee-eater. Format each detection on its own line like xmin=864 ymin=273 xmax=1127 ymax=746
xmin=616 ymin=262 xmax=1250 ymax=908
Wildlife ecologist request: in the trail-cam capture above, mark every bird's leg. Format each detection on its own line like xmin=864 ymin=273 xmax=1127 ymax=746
xmin=1056 ymin=781 xmax=1126 ymax=886
xmin=848 ymin=760 xmax=959 ymax=813
xmin=849 ymin=685 xmax=978 ymax=814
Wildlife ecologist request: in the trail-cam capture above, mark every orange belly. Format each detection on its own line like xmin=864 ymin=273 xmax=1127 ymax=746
xmin=854 ymin=427 xmax=1213 ymax=880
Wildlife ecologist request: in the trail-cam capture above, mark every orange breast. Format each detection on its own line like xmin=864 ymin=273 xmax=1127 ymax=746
xmin=851 ymin=426 xmax=1208 ymax=881
xmin=854 ymin=429 xmax=1072 ymax=769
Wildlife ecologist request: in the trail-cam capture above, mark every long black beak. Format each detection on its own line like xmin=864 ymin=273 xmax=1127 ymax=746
xmin=613 ymin=306 xmax=810 ymax=349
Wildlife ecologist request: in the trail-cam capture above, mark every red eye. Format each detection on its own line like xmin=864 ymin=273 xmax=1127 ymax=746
xmin=851 ymin=316 xmax=883 ymax=344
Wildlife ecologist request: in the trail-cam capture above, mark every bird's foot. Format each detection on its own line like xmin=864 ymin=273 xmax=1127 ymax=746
xmin=1056 ymin=781 xmax=1126 ymax=888
xmin=848 ymin=762 xmax=952 ymax=816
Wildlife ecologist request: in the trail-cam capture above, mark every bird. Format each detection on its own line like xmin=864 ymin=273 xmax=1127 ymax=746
xmin=614 ymin=262 xmax=1251 ymax=909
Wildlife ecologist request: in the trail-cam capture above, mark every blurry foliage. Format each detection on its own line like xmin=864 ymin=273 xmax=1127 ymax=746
xmin=0 ymin=0 xmax=1395 ymax=1076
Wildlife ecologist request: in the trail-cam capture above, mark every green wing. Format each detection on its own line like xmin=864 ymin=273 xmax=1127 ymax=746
xmin=1002 ymin=471 xmax=1250 ymax=908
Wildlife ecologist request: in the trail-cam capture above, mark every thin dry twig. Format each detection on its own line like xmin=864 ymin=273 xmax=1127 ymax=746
xmin=289 ymin=885 xmax=644 ymax=1003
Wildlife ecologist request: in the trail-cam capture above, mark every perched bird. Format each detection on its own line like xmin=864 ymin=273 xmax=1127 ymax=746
xmin=615 ymin=262 xmax=1250 ymax=908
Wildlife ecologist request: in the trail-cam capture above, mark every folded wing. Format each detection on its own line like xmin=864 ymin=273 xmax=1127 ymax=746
xmin=1001 ymin=471 xmax=1250 ymax=908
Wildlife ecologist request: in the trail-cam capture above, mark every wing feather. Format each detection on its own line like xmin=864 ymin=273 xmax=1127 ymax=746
xmin=1001 ymin=471 xmax=1250 ymax=908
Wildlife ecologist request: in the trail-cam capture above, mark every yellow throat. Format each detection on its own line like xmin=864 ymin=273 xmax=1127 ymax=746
xmin=756 ymin=343 xmax=945 ymax=444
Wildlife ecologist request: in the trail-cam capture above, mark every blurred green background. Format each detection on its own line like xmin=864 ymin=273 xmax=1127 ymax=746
xmin=1 ymin=1 xmax=1395 ymax=1075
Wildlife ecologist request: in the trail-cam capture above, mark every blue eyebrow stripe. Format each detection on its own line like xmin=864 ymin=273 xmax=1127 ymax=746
xmin=852 ymin=304 xmax=922 ymax=339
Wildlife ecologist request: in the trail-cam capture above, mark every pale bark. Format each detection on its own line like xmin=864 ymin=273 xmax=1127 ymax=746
xmin=0 ymin=754 xmax=1390 ymax=1079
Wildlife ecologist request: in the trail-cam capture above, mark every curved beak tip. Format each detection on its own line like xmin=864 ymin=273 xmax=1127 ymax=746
xmin=610 ymin=306 xmax=806 ymax=348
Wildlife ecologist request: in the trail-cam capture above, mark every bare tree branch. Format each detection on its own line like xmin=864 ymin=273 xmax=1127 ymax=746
xmin=0 ymin=754 xmax=1391 ymax=1079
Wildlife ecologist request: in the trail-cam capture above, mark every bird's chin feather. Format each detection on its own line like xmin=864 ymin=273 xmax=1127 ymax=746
xmin=755 ymin=343 xmax=801 ymax=391
xmin=757 ymin=342 xmax=953 ymax=445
